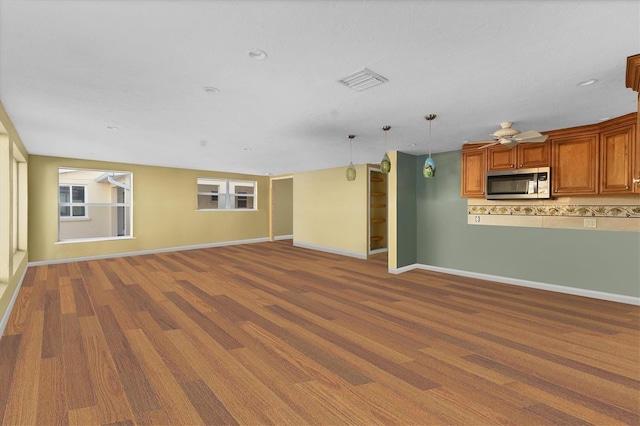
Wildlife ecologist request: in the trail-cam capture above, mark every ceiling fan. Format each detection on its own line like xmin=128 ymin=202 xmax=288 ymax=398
xmin=471 ymin=122 xmax=549 ymax=149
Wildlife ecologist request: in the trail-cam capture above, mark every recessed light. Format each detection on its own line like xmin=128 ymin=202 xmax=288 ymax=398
xmin=248 ymin=49 xmax=267 ymax=60
xmin=598 ymin=117 xmax=611 ymax=121
xmin=243 ymin=147 xmax=252 ymax=151
xmin=203 ymin=87 xmax=220 ymax=93
xmin=408 ymin=143 xmax=417 ymax=147
xmin=576 ymin=79 xmax=598 ymax=87
xmin=106 ymin=126 xmax=118 ymax=130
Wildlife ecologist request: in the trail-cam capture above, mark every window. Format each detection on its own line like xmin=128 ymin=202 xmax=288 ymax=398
xmin=58 ymin=168 xmax=133 ymax=241
xmin=197 ymin=178 xmax=257 ymax=210
xmin=1 ymin=140 xmax=28 ymax=281
xmin=59 ymin=185 xmax=87 ymax=218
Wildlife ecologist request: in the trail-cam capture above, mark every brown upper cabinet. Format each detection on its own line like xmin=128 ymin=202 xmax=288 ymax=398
xmin=461 ymin=112 xmax=638 ymax=198
xmin=546 ymin=113 xmax=637 ymax=196
xmin=600 ymin=120 xmax=637 ymax=194
xmin=487 ymin=141 xmax=550 ymax=171
xmin=461 ymin=144 xmax=487 ymax=198
xmin=625 ymin=53 xmax=640 ymax=194
xmin=550 ymin=132 xmax=599 ymax=195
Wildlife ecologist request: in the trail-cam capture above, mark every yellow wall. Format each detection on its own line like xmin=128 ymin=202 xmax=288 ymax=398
xmin=293 ymin=164 xmax=367 ymax=256
xmin=0 ymin=101 xmax=29 ymax=330
xmin=28 ymin=155 xmax=270 ymax=262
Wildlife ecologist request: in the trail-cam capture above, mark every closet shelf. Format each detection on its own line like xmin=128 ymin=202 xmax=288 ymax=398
xmin=368 ymin=167 xmax=387 ymax=256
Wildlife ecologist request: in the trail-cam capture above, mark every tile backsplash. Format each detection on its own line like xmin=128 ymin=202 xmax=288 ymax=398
xmin=468 ymin=195 xmax=640 ymax=232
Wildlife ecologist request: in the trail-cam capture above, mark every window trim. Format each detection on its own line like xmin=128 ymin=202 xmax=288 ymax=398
xmin=197 ymin=178 xmax=257 ymax=211
xmin=57 ymin=168 xmax=133 ymax=242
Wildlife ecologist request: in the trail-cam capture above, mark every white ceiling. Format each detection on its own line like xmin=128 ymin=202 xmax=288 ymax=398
xmin=1 ymin=0 xmax=638 ymax=176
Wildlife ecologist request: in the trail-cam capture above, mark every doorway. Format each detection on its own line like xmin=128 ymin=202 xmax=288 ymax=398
xmin=270 ymin=177 xmax=293 ymax=241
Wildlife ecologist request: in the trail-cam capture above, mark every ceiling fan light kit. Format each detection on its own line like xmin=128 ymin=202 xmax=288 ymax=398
xmin=492 ymin=122 xmax=520 ymax=139
xmin=424 ymin=114 xmax=437 ymax=178
xmin=380 ymin=125 xmax=391 ymax=174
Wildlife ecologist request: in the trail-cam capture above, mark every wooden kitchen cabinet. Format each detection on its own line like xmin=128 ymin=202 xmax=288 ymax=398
xmin=487 ymin=141 xmax=550 ymax=171
xmin=461 ymin=112 xmax=638 ymax=198
xmin=635 ymin=122 xmax=640 ymax=194
xmin=600 ymin=122 xmax=637 ymax=194
xmin=551 ymin=133 xmax=599 ymax=195
xmin=487 ymin=145 xmax=516 ymax=170
xmin=627 ymin=54 xmax=640 ymax=193
xmin=461 ymin=145 xmax=486 ymax=197
xmin=517 ymin=141 xmax=551 ymax=169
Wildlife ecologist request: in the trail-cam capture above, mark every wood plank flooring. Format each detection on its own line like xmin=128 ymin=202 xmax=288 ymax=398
xmin=1 ymin=240 xmax=639 ymax=425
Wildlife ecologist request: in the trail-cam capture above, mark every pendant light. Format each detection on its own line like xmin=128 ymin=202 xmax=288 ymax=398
xmin=380 ymin=125 xmax=391 ymax=174
xmin=423 ymin=114 xmax=437 ymax=178
xmin=346 ymin=134 xmax=356 ymax=181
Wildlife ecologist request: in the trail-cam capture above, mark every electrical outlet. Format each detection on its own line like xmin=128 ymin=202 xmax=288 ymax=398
xmin=583 ymin=218 xmax=597 ymax=228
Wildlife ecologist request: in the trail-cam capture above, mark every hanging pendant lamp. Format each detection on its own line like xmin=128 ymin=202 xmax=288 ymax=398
xmin=346 ymin=134 xmax=357 ymax=181
xmin=423 ymin=114 xmax=437 ymax=178
xmin=380 ymin=125 xmax=391 ymax=174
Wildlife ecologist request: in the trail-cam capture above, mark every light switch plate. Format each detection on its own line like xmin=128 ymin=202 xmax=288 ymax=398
xmin=583 ymin=218 xmax=597 ymax=228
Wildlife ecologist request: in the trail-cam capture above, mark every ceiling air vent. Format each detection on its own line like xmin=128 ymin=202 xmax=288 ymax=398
xmin=337 ymin=68 xmax=388 ymax=91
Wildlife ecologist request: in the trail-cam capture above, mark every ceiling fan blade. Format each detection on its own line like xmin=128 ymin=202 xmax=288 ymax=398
xmin=476 ymin=142 xmax=499 ymax=149
xmin=513 ymin=130 xmax=548 ymax=143
xmin=519 ymin=135 xmax=549 ymax=143
xmin=513 ymin=130 xmax=540 ymax=139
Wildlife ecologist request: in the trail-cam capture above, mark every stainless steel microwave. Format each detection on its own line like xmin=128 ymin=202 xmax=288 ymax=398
xmin=486 ymin=167 xmax=551 ymax=199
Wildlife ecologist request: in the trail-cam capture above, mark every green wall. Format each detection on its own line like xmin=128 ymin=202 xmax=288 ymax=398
xmin=396 ymin=152 xmax=417 ymax=267
xmin=414 ymin=150 xmax=640 ymax=298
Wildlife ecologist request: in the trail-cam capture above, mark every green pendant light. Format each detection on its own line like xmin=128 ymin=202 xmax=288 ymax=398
xmin=423 ymin=114 xmax=437 ymax=178
xmin=346 ymin=134 xmax=356 ymax=181
xmin=380 ymin=125 xmax=391 ymax=174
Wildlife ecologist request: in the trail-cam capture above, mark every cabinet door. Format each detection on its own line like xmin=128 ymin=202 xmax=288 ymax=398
xmin=600 ymin=124 xmax=636 ymax=194
xmin=517 ymin=141 xmax=550 ymax=168
xmin=461 ymin=148 xmax=486 ymax=197
xmin=551 ymin=134 xmax=599 ymax=195
xmin=487 ymin=145 xmax=516 ymax=170
xmin=634 ymin=118 xmax=640 ymax=194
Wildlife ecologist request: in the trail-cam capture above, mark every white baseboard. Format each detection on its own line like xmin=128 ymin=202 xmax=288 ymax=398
xmin=388 ymin=264 xmax=416 ymax=274
xmin=0 ymin=267 xmax=28 ymax=340
xmin=28 ymin=237 xmax=271 ymax=267
xmin=293 ymin=241 xmax=367 ymax=260
xmin=389 ymin=263 xmax=640 ymax=306
xmin=274 ymin=234 xmax=293 ymax=241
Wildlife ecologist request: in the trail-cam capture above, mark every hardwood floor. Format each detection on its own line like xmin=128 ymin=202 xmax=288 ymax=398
xmin=1 ymin=240 xmax=639 ymax=425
